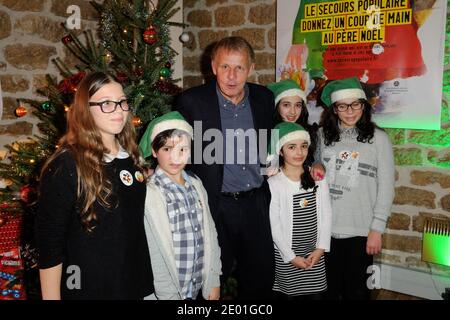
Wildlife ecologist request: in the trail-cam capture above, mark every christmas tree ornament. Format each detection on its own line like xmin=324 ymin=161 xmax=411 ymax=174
xmin=20 ymin=185 xmax=31 ymax=203
xmin=15 ymin=106 xmax=27 ymax=118
xmin=103 ymin=51 xmax=113 ymax=64
xmin=135 ymin=66 xmax=144 ymax=77
xmin=64 ymin=105 xmax=70 ymax=112
xmin=132 ymin=116 xmax=142 ymax=127
xmin=0 ymin=202 xmax=8 ymax=209
xmin=165 ymin=61 xmax=172 ymax=69
xmin=159 ymin=67 xmax=170 ymax=78
xmin=179 ymin=32 xmax=190 ymax=43
xmin=0 ymin=178 xmax=12 ymax=189
xmin=0 ymin=216 xmax=6 ymax=227
xmin=62 ymin=35 xmax=73 ymax=45
xmin=116 ymin=72 xmax=128 ymax=83
xmin=57 ymin=72 xmax=85 ymax=94
xmin=41 ymin=101 xmax=51 ymax=111
xmin=143 ymin=25 xmax=158 ymax=45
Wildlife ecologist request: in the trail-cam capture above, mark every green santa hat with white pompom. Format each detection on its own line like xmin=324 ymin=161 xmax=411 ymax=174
xmin=267 ymin=79 xmax=307 ymax=106
xmin=139 ymin=111 xmax=193 ymax=159
xmin=320 ymin=77 xmax=367 ymax=107
xmin=267 ymin=122 xmax=310 ymax=164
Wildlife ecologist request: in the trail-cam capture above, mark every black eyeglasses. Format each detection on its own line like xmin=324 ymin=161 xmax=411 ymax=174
xmin=88 ymin=99 xmax=130 ymax=113
xmin=335 ymin=100 xmax=363 ymax=112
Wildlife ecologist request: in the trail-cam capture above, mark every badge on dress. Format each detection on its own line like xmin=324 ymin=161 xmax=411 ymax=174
xmin=120 ymin=170 xmax=133 ymax=186
xmin=135 ymin=171 xmax=144 ymax=183
xmin=339 ymin=151 xmax=351 ymax=161
xmin=299 ymin=198 xmax=309 ymax=208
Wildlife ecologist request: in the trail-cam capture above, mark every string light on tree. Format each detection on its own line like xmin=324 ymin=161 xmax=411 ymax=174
xmin=132 ymin=116 xmax=142 ymax=127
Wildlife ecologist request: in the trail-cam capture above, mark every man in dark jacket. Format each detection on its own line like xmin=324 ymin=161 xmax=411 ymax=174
xmin=175 ymin=36 xmax=275 ymax=299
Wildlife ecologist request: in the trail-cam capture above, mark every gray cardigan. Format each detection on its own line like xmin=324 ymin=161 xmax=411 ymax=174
xmin=143 ymin=175 xmax=222 ymax=300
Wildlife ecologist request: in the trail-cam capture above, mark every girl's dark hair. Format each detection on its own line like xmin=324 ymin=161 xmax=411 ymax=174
xmin=321 ymin=99 xmax=376 ymax=146
xmin=273 ymin=100 xmax=318 ymax=167
xmin=279 ymin=150 xmax=316 ymax=191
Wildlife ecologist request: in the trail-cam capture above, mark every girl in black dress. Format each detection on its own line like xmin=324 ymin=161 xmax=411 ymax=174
xmin=37 ymin=72 xmax=154 ymax=299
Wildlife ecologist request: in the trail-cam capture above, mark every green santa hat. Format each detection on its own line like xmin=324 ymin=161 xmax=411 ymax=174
xmin=139 ymin=111 xmax=193 ymax=159
xmin=320 ymin=77 xmax=366 ymax=107
xmin=267 ymin=79 xmax=307 ymax=106
xmin=267 ymin=122 xmax=310 ymax=163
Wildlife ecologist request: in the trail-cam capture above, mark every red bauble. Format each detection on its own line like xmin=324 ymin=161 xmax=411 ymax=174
xmin=155 ymin=80 xmax=182 ymax=96
xmin=20 ymin=185 xmax=31 ymax=203
xmin=15 ymin=106 xmax=27 ymax=118
xmin=62 ymin=35 xmax=74 ymax=45
xmin=143 ymin=26 xmax=158 ymax=45
xmin=57 ymin=72 xmax=86 ymax=94
xmin=165 ymin=62 xmax=172 ymax=69
xmin=116 ymin=72 xmax=128 ymax=83
xmin=135 ymin=66 xmax=144 ymax=77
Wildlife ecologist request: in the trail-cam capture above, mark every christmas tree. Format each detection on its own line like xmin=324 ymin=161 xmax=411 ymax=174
xmin=0 ymin=0 xmax=183 ymax=299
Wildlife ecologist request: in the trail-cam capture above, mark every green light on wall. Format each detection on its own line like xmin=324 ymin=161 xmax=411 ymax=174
xmin=422 ymin=218 xmax=450 ymax=267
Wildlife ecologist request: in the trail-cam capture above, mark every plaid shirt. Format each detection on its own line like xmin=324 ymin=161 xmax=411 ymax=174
xmin=152 ymin=167 xmax=204 ymax=299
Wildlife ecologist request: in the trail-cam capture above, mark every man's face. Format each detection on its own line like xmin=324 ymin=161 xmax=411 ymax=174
xmin=211 ymin=48 xmax=254 ymax=105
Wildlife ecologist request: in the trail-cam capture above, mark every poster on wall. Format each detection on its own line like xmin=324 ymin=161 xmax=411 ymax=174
xmin=276 ymin=0 xmax=446 ymax=130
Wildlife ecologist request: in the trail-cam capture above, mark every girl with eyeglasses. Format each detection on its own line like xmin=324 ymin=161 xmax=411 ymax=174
xmin=317 ymin=77 xmax=395 ymax=300
xmin=37 ymin=71 xmax=154 ymax=299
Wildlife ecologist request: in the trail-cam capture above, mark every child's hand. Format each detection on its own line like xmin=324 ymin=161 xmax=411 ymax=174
xmin=366 ymin=230 xmax=382 ymax=255
xmin=291 ymin=256 xmax=311 ymax=269
xmin=310 ymin=163 xmax=325 ymax=181
xmin=305 ymin=249 xmax=324 ymax=269
xmin=266 ymin=166 xmax=280 ymax=177
xmin=208 ymin=287 xmax=220 ymax=300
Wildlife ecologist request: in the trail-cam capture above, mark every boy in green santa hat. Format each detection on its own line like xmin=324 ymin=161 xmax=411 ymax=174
xmin=139 ymin=111 xmax=222 ymax=300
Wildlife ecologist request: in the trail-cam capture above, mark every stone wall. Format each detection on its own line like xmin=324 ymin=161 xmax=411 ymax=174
xmin=182 ymin=0 xmax=450 ymax=277
xmin=0 ymin=0 xmax=97 ymax=158
xmin=182 ymin=0 xmax=276 ymax=89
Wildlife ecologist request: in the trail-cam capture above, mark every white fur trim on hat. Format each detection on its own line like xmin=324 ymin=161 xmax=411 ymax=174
xmin=276 ymin=131 xmax=310 ymax=155
xmin=151 ymin=119 xmax=193 ymax=141
xmin=275 ymin=88 xmax=307 ymax=105
xmin=330 ymin=88 xmax=366 ymax=104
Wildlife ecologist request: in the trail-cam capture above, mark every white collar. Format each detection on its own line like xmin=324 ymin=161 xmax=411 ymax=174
xmin=103 ymin=145 xmax=129 ymax=163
